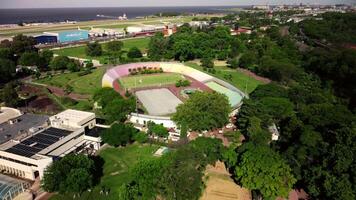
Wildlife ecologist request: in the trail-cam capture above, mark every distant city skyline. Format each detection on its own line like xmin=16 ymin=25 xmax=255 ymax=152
xmin=1 ymin=0 xmax=355 ymax=9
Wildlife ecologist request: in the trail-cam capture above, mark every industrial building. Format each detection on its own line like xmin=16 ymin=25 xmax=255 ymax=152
xmin=89 ymin=28 xmax=125 ymax=38
xmin=126 ymin=24 xmax=166 ymax=36
xmin=34 ymin=34 xmax=58 ymax=44
xmin=0 ymin=108 xmax=104 ymax=181
xmin=35 ymin=29 xmax=89 ymax=44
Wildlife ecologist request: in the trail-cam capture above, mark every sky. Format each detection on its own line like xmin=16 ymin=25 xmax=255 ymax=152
xmin=1 ymin=0 xmax=354 ymax=8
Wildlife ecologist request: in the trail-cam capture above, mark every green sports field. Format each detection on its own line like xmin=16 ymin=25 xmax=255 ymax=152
xmin=119 ymin=73 xmax=185 ymax=89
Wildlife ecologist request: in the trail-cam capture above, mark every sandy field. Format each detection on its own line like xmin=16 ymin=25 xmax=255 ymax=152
xmin=200 ymin=161 xmax=251 ymax=200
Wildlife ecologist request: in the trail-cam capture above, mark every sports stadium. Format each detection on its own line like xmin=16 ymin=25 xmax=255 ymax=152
xmin=102 ymin=62 xmax=245 ymax=121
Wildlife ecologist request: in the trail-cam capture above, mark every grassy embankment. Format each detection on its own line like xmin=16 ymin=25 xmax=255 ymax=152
xmin=185 ymin=62 xmax=265 ymax=94
xmin=50 ymin=144 xmax=159 ymax=200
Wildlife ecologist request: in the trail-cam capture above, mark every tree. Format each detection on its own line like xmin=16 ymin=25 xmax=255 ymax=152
xmin=127 ymin=47 xmax=143 ymax=59
xmin=42 ymin=154 xmax=95 ymax=194
xmin=234 ymin=143 xmax=296 ymax=200
xmin=0 ymin=59 xmax=16 ymax=84
xmin=172 ymin=92 xmax=230 ymax=131
xmin=147 ymin=121 xmax=169 ymax=138
xmin=10 ymin=34 xmax=37 ymax=55
xmin=65 ymin=168 xmax=92 ymax=194
xmin=86 ymin=42 xmax=102 ymax=57
xmin=39 ymin=49 xmax=54 ymax=70
xmin=148 ymin=32 xmax=168 ymax=61
xmin=173 ymin=39 xmax=195 ymax=61
xmin=18 ymin=52 xmax=41 ymax=66
xmin=1 ymin=82 xmax=20 ymax=107
xmin=201 ymin=56 xmax=214 ymax=68
xmin=227 ymin=57 xmax=239 ymax=68
xmin=132 ymin=131 xmax=148 ymax=143
xmin=49 ymin=56 xmax=70 ymax=70
xmin=67 ymin=60 xmax=80 ymax=72
xmin=0 ymin=48 xmax=13 ymax=60
xmin=101 ymin=123 xmax=138 ymax=146
xmin=239 ymin=50 xmax=257 ymax=69
xmin=107 ymin=40 xmax=123 ymax=52
xmin=103 ymin=97 xmax=135 ymax=123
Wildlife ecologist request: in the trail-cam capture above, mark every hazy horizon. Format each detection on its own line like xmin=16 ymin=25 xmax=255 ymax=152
xmin=1 ymin=0 xmax=354 ymax=9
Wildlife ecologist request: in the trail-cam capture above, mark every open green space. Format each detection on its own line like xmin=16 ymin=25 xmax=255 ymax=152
xmin=36 ymin=68 xmax=106 ymax=95
xmin=186 ymin=62 xmax=264 ymax=94
xmin=119 ymin=73 xmax=185 ymax=89
xmin=50 ymin=144 xmax=159 ymax=200
xmin=51 ymin=37 xmax=150 ymax=64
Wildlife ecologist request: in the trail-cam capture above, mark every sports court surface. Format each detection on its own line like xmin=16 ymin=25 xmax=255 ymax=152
xmin=119 ymin=73 xmax=185 ymax=89
xmin=135 ymin=88 xmax=182 ymax=116
xmin=206 ymin=81 xmax=243 ymax=107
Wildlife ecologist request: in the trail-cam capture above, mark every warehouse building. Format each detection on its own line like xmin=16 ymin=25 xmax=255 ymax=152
xmin=34 ymin=34 xmax=58 ymax=44
xmin=35 ymin=29 xmax=89 ymax=44
xmin=0 ymin=109 xmax=104 ymax=181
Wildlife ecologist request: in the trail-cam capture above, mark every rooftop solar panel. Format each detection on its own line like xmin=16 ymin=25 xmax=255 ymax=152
xmin=5 ymin=143 xmax=41 ymax=157
xmin=4 ymin=127 xmax=73 ymax=157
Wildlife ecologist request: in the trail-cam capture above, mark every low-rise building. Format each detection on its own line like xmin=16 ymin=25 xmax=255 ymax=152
xmin=0 ymin=109 xmax=104 ymax=181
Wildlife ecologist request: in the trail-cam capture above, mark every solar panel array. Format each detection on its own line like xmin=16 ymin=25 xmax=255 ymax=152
xmin=5 ymin=127 xmax=72 ymax=157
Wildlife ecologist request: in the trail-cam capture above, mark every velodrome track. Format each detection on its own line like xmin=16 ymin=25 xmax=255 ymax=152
xmin=102 ymin=62 xmax=246 ymax=109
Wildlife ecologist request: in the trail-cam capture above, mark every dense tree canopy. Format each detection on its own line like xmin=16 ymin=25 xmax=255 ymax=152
xmin=119 ymin=137 xmax=224 ymax=200
xmin=101 ymin=123 xmax=138 ymax=147
xmin=172 ymin=92 xmax=230 ymax=131
xmin=107 ymin=40 xmax=123 ymax=52
xmin=93 ymin=88 xmax=135 ymax=123
xmin=42 ymin=154 xmax=95 ymax=194
xmin=0 ymin=59 xmax=16 ymax=84
xmin=86 ymin=42 xmax=102 ymax=57
xmin=127 ymin=47 xmax=143 ymax=59
xmin=1 ymin=82 xmax=20 ymax=107
xmin=233 ymin=143 xmax=296 ymax=200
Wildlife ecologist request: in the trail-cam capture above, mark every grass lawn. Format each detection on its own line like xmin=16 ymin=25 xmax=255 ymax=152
xmin=50 ymin=144 xmax=159 ymax=200
xmin=51 ymin=37 xmax=150 ymax=63
xmin=185 ymin=62 xmax=264 ymax=94
xmin=36 ymin=68 xmax=106 ymax=95
xmin=119 ymin=73 xmax=185 ymax=89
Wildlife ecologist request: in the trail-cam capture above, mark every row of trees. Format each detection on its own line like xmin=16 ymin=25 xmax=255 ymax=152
xmin=86 ymin=41 xmax=143 ymax=62
xmin=148 ymin=25 xmax=242 ymax=62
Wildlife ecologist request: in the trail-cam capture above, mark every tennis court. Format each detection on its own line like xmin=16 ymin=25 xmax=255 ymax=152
xmin=136 ymin=88 xmax=182 ymax=116
xmin=206 ymin=81 xmax=243 ymax=107
xmin=119 ymin=73 xmax=185 ymax=89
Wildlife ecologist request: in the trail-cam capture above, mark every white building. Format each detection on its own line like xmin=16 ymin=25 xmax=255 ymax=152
xmin=0 ymin=109 xmax=104 ymax=181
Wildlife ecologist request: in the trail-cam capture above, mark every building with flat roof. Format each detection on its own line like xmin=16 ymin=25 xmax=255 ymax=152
xmin=43 ymin=29 xmax=89 ymax=43
xmin=0 ymin=107 xmax=49 ymax=145
xmin=0 ymin=109 xmax=104 ymax=181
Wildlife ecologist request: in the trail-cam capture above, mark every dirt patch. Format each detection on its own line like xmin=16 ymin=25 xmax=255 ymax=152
xmin=47 ymin=86 xmax=90 ymax=100
xmin=26 ymin=96 xmax=62 ymax=114
xmin=237 ymin=68 xmax=271 ymax=84
xmin=201 ymin=161 xmax=251 ymax=200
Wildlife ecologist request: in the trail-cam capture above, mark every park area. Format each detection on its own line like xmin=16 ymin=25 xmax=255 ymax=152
xmin=51 ymin=37 xmax=150 ymax=63
xmin=118 ymin=73 xmax=184 ymax=89
xmin=36 ymin=67 xmax=106 ymax=95
xmin=50 ymin=144 xmax=159 ymax=200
